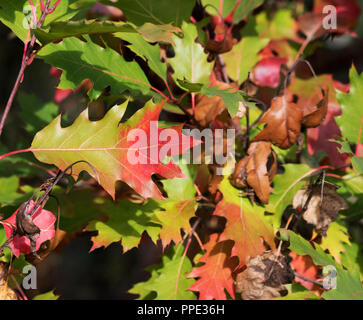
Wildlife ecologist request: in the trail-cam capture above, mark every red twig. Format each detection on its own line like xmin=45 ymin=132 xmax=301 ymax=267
xmin=191 ymin=93 xmax=196 ymax=114
xmin=48 ymin=0 xmax=62 ymax=14
xmin=0 ymin=0 xmax=55 ymax=137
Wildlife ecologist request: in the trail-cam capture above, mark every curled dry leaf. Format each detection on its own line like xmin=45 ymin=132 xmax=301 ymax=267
xmin=245 ymin=141 xmax=277 ymax=204
xmin=0 ymin=263 xmax=17 ymax=300
xmin=292 ymin=182 xmax=348 ymax=233
xmin=302 ymin=86 xmax=328 ymax=128
xmin=205 ymin=24 xmax=236 ymax=54
xmin=253 ymin=96 xmax=303 ymax=149
xmin=288 ymin=76 xmax=348 ymax=167
xmin=231 ymin=141 xmax=277 ymax=204
xmin=230 ymin=156 xmax=249 ymax=189
xmin=287 ymin=84 xmax=329 ymax=128
xmin=236 ymin=250 xmax=294 ymax=300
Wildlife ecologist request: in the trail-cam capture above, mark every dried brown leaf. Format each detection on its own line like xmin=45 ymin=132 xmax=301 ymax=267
xmin=236 ymin=250 xmax=294 ymax=300
xmin=245 ymin=141 xmax=275 ymax=204
xmin=292 ymin=182 xmax=348 ymax=232
xmin=301 ymin=86 xmax=329 ymax=128
xmin=253 ymin=96 xmax=303 ymax=149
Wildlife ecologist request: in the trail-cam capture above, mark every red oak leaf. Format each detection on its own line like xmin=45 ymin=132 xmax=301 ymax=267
xmin=289 ymin=251 xmax=319 ymax=290
xmin=188 ymin=235 xmax=238 ymax=300
xmin=116 ymin=101 xmax=201 ymax=199
xmin=307 ymin=109 xmax=348 ymax=167
xmin=304 ymin=76 xmax=350 ymax=167
xmin=253 ymin=57 xmax=287 ymax=88
xmin=1 ymin=201 xmax=56 ymax=257
xmin=213 ymin=200 xmax=275 ymax=266
xmin=31 ymin=100 xmax=201 ymax=200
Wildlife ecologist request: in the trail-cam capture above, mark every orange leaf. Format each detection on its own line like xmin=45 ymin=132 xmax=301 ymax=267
xmin=188 ymin=235 xmax=238 ymax=300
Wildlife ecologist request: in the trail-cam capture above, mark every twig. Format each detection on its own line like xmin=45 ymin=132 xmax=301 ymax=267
xmin=10 ymin=275 xmax=28 ymax=300
xmin=294 ymin=272 xmax=324 ymax=287
xmin=0 ymin=0 xmax=54 ymax=137
xmin=217 ymin=55 xmax=229 ymax=84
xmin=244 ymin=72 xmax=251 ymax=151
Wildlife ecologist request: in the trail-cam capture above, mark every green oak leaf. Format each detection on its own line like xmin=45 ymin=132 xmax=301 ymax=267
xmin=336 ymin=65 xmax=363 ymax=146
xmin=48 ymin=187 xmax=104 ymax=233
xmin=37 ymin=35 xmax=151 ymax=100
xmin=255 ymin=9 xmax=297 ymax=40
xmin=33 ymin=290 xmax=59 ymax=300
xmin=0 ymin=176 xmax=33 ymax=206
xmin=169 ymin=22 xmax=213 ymax=91
xmin=118 ymin=31 xmax=167 ymax=82
xmin=202 ymin=0 xmax=263 ymax=23
xmin=233 ymin=0 xmax=264 ymax=23
xmin=201 ymin=86 xmax=255 ymax=117
xmin=34 ymin=19 xmax=136 ymax=45
xmin=129 ymin=244 xmax=196 ymax=300
xmin=86 ymin=199 xmax=161 ymax=252
xmin=340 ymin=242 xmax=363 ymax=280
xmin=333 ymin=174 xmax=363 ymax=221
xmin=320 ymin=220 xmax=351 ymax=263
xmin=222 ymin=37 xmax=269 ymax=84
xmin=154 ymin=199 xmax=196 ymax=247
xmin=352 ymin=156 xmax=363 ymax=174
xmin=153 ymin=164 xmax=198 ymax=246
xmin=0 ymin=0 xmax=85 ymax=42
xmin=101 ymin=0 xmax=195 ymax=27
xmin=202 ymin=0 xmax=235 ymax=17
xmin=289 ymin=231 xmax=363 ymax=300
xmin=276 ymin=284 xmax=319 ymax=300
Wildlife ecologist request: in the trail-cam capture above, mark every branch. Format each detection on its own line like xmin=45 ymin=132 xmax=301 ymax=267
xmin=0 ymin=0 xmax=54 ymax=137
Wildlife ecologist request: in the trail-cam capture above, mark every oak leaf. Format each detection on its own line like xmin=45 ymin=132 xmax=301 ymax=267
xmin=188 ymin=235 xmax=238 ymax=300
xmin=31 ymin=99 xmax=200 ymax=200
xmin=253 ymin=57 xmax=287 ymax=88
xmin=245 ymin=141 xmax=277 ymax=204
xmin=236 ymin=250 xmax=294 ymax=300
xmin=214 ymin=178 xmax=275 ymax=266
xmin=253 ymin=96 xmax=303 ymax=149
xmin=289 ymin=251 xmax=319 ymax=290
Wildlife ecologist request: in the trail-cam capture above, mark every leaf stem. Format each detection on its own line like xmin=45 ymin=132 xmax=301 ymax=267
xmin=0 ymin=148 xmax=32 ymax=161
